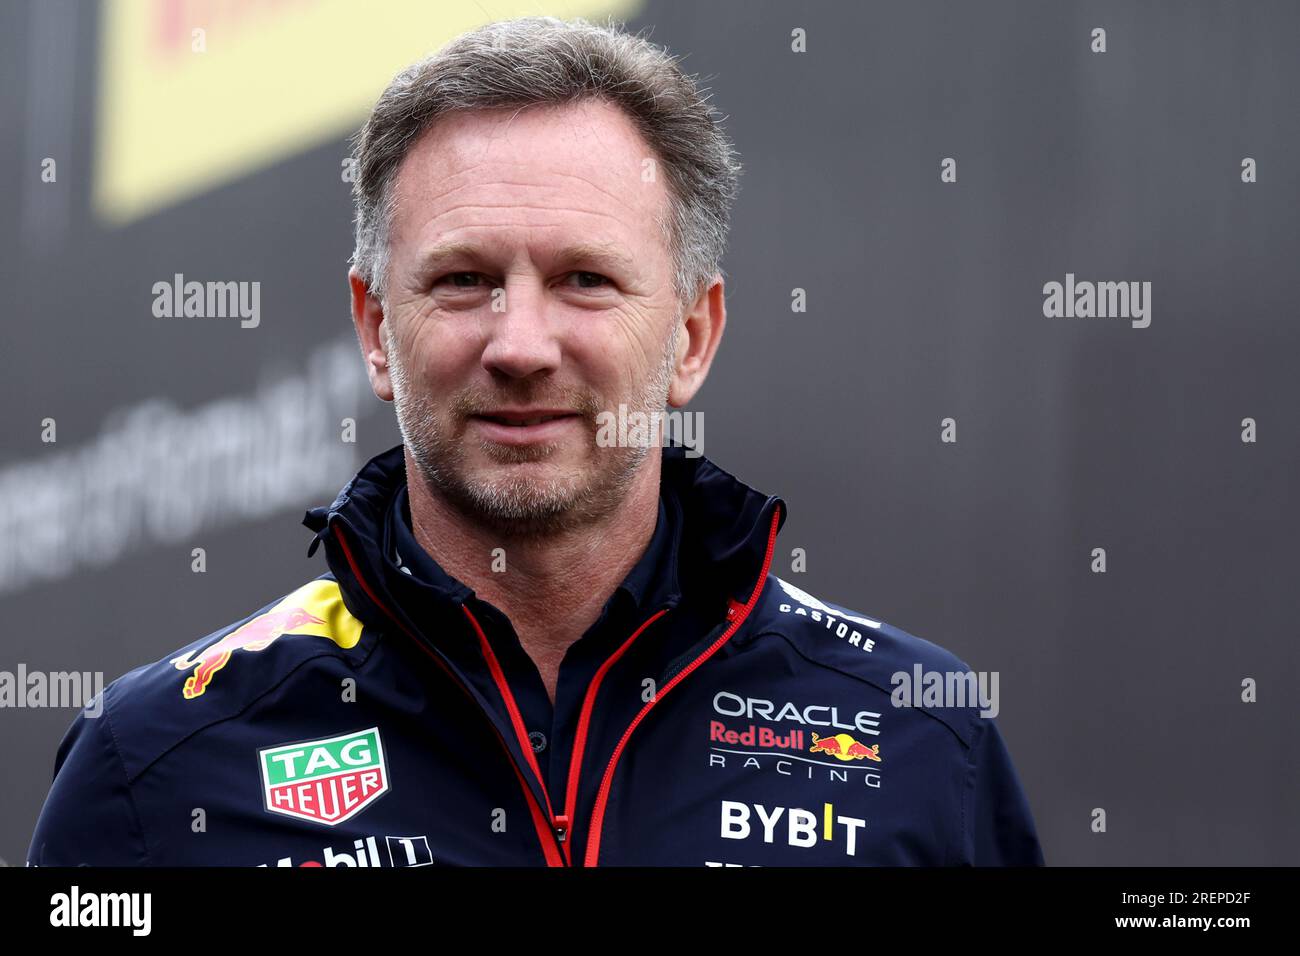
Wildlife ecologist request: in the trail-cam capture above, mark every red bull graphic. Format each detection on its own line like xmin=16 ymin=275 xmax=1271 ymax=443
xmin=168 ymin=579 xmax=363 ymax=699
xmin=710 ymin=721 xmax=805 ymax=750
xmin=708 ymin=720 xmax=884 ymax=789
xmin=810 ymin=732 xmax=882 ymax=763
xmin=171 ymin=607 xmax=323 ymax=699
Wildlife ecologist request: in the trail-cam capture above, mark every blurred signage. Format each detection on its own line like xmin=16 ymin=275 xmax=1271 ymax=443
xmin=95 ymin=0 xmax=642 ymax=224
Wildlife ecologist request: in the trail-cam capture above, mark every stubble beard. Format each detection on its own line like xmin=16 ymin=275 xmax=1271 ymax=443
xmin=388 ymin=318 xmax=680 ymax=539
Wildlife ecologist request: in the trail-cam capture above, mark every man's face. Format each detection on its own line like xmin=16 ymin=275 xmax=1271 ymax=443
xmin=378 ymin=99 xmax=683 ymax=536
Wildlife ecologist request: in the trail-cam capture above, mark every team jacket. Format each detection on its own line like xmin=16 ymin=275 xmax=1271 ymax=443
xmin=28 ymin=442 xmax=1044 ymax=867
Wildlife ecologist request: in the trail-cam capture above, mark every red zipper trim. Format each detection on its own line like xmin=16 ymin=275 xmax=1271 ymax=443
xmin=459 ymin=604 xmax=567 ymax=857
xmin=561 ymin=606 xmax=672 ymax=865
xmin=582 ymin=504 xmax=783 ymax=866
xmin=333 ymin=525 xmax=564 ymax=866
xmin=462 ymin=602 xmax=671 ymax=865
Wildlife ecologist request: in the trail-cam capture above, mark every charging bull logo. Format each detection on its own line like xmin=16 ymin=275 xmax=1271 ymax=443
xmin=169 ymin=579 xmax=364 ymax=699
xmin=810 ymin=732 xmax=882 ymax=763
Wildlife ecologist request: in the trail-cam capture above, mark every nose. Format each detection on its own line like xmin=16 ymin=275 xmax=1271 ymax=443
xmin=479 ymin=286 xmax=562 ymax=379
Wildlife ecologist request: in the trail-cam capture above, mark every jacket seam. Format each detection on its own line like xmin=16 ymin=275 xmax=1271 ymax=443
xmin=956 ymin=717 xmax=990 ymax=866
xmin=100 ymin=696 xmax=154 ymax=865
xmin=741 ymin=627 xmax=976 ymax=748
xmin=122 ymin=634 xmax=383 ymax=785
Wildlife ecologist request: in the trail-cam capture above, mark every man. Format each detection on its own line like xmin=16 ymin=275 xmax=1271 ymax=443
xmin=28 ymin=16 xmax=1043 ymax=866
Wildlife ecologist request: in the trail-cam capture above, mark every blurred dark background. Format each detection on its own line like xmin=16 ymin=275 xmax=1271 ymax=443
xmin=1 ymin=0 xmax=1296 ymax=866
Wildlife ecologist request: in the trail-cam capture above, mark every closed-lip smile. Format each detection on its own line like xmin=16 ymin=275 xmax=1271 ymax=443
xmin=472 ymin=409 xmax=580 ymax=427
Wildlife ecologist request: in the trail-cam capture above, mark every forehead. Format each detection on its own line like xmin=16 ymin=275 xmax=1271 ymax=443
xmin=388 ymin=98 xmax=670 ymax=258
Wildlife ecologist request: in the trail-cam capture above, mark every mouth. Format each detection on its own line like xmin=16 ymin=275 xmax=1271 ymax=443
xmin=468 ymin=409 xmax=583 ymax=446
xmin=473 ymin=411 xmax=579 ymax=427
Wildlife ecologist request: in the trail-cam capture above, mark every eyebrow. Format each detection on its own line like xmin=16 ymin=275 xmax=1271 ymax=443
xmin=411 ymin=239 xmax=636 ymax=279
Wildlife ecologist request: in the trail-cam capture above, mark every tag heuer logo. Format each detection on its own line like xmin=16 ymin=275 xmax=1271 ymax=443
xmin=258 ymin=728 xmax=390 ymax=826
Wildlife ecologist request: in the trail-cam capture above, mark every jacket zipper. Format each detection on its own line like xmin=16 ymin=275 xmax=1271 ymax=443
xmin=461 ymin=601 xmax=673 ymax=865
xmin=561 ymin=606 xmax=672 ymax=864
xmin=458 ymin=604 xmax=569 ymax=859
xmin=332 ymin=523 xmax=565 ymax=865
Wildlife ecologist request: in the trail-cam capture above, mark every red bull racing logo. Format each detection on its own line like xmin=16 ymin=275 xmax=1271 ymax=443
xmin=168 ymin=579 xmax=363 ymax=699
xmin=708 ymin=692 xmax=885 ymax=788
xmin=809 ymin=732 xmax=882 ymax=763
xmin=710 ymin=721 xmax=806 ymax=750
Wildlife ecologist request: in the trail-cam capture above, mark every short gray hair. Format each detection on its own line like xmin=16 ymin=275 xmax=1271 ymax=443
xmin=349 ymin=15 xmax=742 ymax=312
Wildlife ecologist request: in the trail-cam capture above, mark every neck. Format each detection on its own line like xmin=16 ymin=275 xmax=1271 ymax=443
xmin=404 ymin=448 xmax=662 ymax=659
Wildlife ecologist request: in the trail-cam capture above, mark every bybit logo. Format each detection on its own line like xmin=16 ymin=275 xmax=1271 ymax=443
xmin=719 ymin=800 xmax=867 ymax=857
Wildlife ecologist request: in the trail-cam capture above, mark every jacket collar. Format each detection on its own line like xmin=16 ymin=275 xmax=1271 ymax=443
xmin=385 ymin=479 xmax=683 ymax=613
xmin=302 ymin=442 xmax=785 ymax=638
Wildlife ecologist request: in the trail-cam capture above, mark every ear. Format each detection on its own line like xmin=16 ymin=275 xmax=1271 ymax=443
xmin=349 ymin=268 xmax=393 ymax=402
xmin=667 ymin=275 xmax=726 ymax=408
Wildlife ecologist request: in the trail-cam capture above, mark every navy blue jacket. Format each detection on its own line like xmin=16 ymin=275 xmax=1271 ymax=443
xmin=28 ymin=443 xmax=1044 ymax=866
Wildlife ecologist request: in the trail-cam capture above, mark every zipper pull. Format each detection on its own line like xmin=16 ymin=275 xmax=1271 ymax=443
xmin=553 ymin=814 xmax=570 ymax=843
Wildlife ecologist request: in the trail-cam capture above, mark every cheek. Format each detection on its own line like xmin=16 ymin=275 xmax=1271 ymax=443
xmin=563 ymin=333 xmax=645 ymax=399
xmin=402 ymin=322 xmax=479 ymax=382
xmin=574 ymin=315 xmax=662 ymax=386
